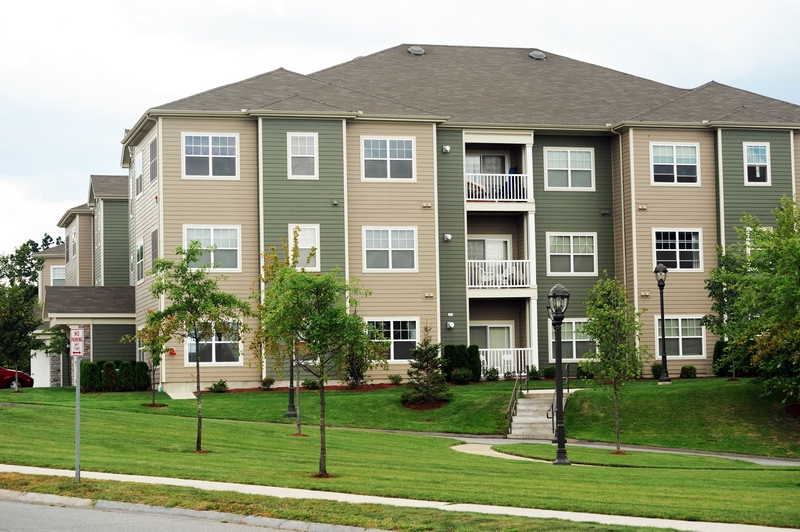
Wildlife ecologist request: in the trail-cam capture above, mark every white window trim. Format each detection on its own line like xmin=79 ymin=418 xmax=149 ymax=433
xmin=543 ymin=147 xmax=596 ymax=192
xmin=649 ymin=142 xmax=701 ymax=187
xmin=181 ymin=132 xmax=241 ymax=180
xmin=50 ymin=265 xmax=65 ymax=286
xmin=545 ymin=232 xmax=598 ymax=276
xmin=184 ymin=327 xmax=244 ymax=367
xmin=71 ymin=228 xmax=77 ymax=259
xmin=136 ymin=239 xmax=144 ymax=284
xmin=743 ymin=142 xmax=771 ymax=187
xmin=366 ymin=317 xmax=419 ymax=363
xmin=289 ymin=223 xmax=320 ymax=272
xmin=135 ymin=151 xmax=143 ymax=197
xmin=183 ymin=224 xmax=243 ymax=273
xmin=469 ymin=321 xmax=515 ymax=348
xmin=94 ymin=210 xmax=101 ymax=250
xmin=287 ymin=132 xmax=319 ymax=180
xmin=360 ymin=136 xmax=417 ymax=182
xmin=149 ymin=136 xmax=159 ymax=185
xmin=654 ymin=315 xmax=707 ymax=360
xmin=362 ymin=226 xmax=418 ymax=273
xmin=548 ymin=318 xmax=594 ymax=363
xmin=652 ymin=228 xmax=704 ymax=272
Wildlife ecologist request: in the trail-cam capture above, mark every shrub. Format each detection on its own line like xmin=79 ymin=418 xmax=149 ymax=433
xmin=134 ymin=361 xmax=150 ymax=391
xmin=680 ymin=365 xmax=697 ymax=378
xmin=484 ymin=367 xmax=500 ymax=381
xmin=261 ymin=377 xmax=275 ymax=389
xmin=302 ymin=379 xmax=319 ymax=390
xmin=401 ymin=326 xmax=451 ymax=404
xmin=117 ymin=361 xmax=136 ymax=392
xmin=113 ymin=359 xmax=124 ymax=369
xmin=451 ymin=367 xmax=473 ymax=385
xmin=387 ymin=374 xmax=403 ymax=385
xmin=206 ymin=379 xmax=228 ymax=393
xmin=527 ymin=365 xmax=541 ymax=380
xmin=651 ymin=363 xmax=663 ymax=379
xmin=102 ymin=361 xmax=118 ymax=392
xmin=466 ymin=344 xmax=482 ymax=383
xmin=80 ymin=361 xmax=101 ymax=392
xmin=442 ymin=344 xmax=468 ymax=381
xmin=576 ymin=360 xmax=595 ymax=380
xmin=542 ymin=366 xmax=556 ymax=379
xmin=503 ymin=371 xmax=515 ymax=380
xmin=345 ymin=348 xmax=370 ymax=389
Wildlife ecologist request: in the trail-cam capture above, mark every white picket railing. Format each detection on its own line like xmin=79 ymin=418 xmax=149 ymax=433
xmin=467 ymin=260 xmax=531 ymax=288
xmin=466 ymin=173 xmax=528 ymax=202
xmin=480 ymin=348 xmax=536 ymax=377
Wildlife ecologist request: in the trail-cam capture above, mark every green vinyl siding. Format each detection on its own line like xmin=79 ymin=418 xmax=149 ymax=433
xmin=720 ymin=130 xmax=793 ymax=246
xmin=93 ymin=201 xmax=103 ymax=284
xmin=102 ymin=200 xmax=131 ymax=286
xmin=92 ymin=324 xmax=136 ymax=362
xmin=533 ymin=135 xmax=615 ymax=367
xmin=436 ymin=128 xmax=468 ymax=346
xmin=261 ymin=118 xmax=345 ymax=271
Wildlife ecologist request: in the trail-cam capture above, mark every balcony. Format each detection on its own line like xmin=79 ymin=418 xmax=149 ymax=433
xmin=480 ymin=348 xmax=535 ymax=376
xmin=468 ymin=260 xmax=531 ymax=289
xmin=466 ymin=173 xmax=529 ymax=202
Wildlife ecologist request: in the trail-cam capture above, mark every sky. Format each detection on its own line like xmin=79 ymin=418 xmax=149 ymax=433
xmin=1 ymin=0 xmax=799 ymax=255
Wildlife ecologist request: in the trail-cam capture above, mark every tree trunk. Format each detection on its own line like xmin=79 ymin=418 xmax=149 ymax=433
xmin=13 ymin=366 xmax=20 ymax=392
xmin=295 ymin=361 xmax=301 ymax=435
xmin=318 ymin=378 xmax=326 ymax=475
xmin=151 ymin=364 xmax=156 ymax=406
xmin=612 ymin=378 xmax=621 ymax=452
xmin=195 ymin=335 xmax=202 ymax=452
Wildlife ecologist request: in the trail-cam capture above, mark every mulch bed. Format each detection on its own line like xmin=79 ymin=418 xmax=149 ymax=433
xmin=222 ymin=383 xmax=400 ymax=394
xmin=786 ymin=404 xmax=800 ymax=417
xmin=402 ymin=400 xmax=448 ymax=411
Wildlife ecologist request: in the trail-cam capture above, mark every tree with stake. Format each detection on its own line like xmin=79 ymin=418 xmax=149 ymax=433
xmin=580 ymin=275 xmax=646 ymax=452
xmin=148 ymin=241 xmax=251 ymax=452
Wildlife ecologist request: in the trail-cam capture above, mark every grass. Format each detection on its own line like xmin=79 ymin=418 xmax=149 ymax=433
xmin=0 ymin=404 xmax=799 ymax=528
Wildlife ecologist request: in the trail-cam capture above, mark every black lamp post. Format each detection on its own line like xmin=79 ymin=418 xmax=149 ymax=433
xmin=654 ymin=263 xmax=671 ymax=384
xmin=285 ymin=344 xmax=297 ymax=418
xmin=547 ymin=284 xmax=571 ymax=465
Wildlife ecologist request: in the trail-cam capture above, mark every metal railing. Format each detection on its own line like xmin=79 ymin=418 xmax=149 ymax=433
xmin=467 ymin=260 xmax=531 ymax=289
xmin=505 ymin=374 xmax=529 ymax=435
xmin=466 ymin=173 xmax=528 ymax=202
xmin=480 ymin=348 xmax=535 ymax=377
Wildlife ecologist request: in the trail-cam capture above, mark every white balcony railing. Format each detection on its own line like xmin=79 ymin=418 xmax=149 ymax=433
xmin=468 ymin=260 xmax=531 ymax=289
xmin=466 ymin=173 xmax=528 ymax=202
xmin=480 ymin=348 xmax=535 ymax=377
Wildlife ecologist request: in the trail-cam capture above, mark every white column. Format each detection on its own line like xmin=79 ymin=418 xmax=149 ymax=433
xmin=525 ymin=143 xmax=534 ymax=202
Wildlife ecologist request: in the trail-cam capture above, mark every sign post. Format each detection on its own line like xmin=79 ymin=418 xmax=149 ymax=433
xmin=70 ymin=327 xmax=84 ymax=483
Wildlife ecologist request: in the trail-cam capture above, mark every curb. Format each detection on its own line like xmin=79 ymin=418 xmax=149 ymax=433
xmin=0 ymin=488 xmax=92 ymax=507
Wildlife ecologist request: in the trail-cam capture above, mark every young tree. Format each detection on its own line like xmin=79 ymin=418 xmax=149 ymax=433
xmin=148 ymin=241 xmax=251 ymax=451
xmin=122 ymin=310 xmax=170 ymax=406
xmin=401 ymin=324 xmax=451 ymax=405
xmin=580 ymin=276 xmax=646 ymax=452
xmin=0 ymin=285 xmax=43 ymax=390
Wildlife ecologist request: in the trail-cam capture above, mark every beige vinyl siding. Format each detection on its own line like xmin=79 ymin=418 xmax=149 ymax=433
xmin=612 ymin=130 xmax=635 ymax=305
xmin=469 ymin=299 xmax=527 ymax=349
xmin=65 ymin=218 xmax=79 ymax=286
xmin=159 ymin=117 xmax=260 ymax=385
xmin=631 ymin=128 xmax=718 ymax=374
xmin=38 ymin=255 xmax=65 ymax=301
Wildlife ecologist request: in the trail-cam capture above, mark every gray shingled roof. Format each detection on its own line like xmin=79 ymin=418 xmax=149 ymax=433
xmin=34 ymin=243 xmax=65 ymax=257
xmin=44 ymin=286 xmax=135 ymax=315
xmin=57 ymin=203 xmax=92 ymax=228
xmin=90 ymin=175 xmax=128 ymax=198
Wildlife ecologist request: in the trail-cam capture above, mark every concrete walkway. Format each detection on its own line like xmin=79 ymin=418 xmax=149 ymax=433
xmin=0 ymin=463 xmax=794 ymax=532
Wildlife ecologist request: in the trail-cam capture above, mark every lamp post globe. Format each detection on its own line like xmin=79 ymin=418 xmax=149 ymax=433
xmin=654 ymin=263 xmax=671 ymax=384
xmin=547 ymin=284 xmax=571 ymax=465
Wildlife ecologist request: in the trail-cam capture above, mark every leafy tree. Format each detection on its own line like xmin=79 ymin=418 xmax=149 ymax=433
xmin=40 ymin=233 xmax=62 ymax=250
xmin=580 ymin=275 xmax=646 ymax=452
xmin=148 ymin=241 xmax=251 ymax=452
xmin=0 ymin=284 xmax=43 ymax=390
xmin=0 ymin=240 xmax=45 ymax=300
xmin=401 ymin=324 xmax=451 ymax=405
xmin=123 ymin=310 xmax=171 ymax=406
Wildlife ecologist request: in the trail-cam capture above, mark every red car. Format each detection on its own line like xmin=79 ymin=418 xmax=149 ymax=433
xmin=0 ymin=366 xmax=34 ymax=389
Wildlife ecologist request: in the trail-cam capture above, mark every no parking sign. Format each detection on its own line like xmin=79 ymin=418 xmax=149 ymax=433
xmin=70 ymin=328 xmax=84 ymax=357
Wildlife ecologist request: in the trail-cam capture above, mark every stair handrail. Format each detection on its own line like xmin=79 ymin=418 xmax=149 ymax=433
xmin=505 ymin=375 xmax=524 ymax=435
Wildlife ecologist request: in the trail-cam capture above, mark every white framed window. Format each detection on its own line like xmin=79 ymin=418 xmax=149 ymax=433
xmin=149 ymin=138 xmax=158 ymax=184
xmin=656 ymin=317 xmax=705 ymax=358
xmin=94 ymin=210 xmax=101 ymax=250
xmin=546 ymin=233 xmax=597 ymax=275
xmin=744 ymin=143 xmax=770 ymax=186
xmin=51 ymin=266 xmax=65 ymax=286
xmin=129 ymin=172 xmax=134 ymax=218
xmin=135 ymin=151 xmax=143 ymax=196
xmin=289 ymin=224 xmax=320 ymax=271
xmin=182 ymin=133 xmax=239 ymax=179
xmin=548 ymin=319 xmax=595 ymax=362
xmin=544 ymin=148 xmax=595 ymax=190
xmin=362 ymin=137 xmax=415 ymax=180
xmin=367 ymin=318 xmax=418 ymax=361
xmin=287 ymin=133 xmax=318 ymax=180
xmin=184 ymin=226 xmax=241 ymax=271
xmin=465 ymin=153 xmax=508 ymax=174
xmin=186 ymin=324 xmax=243 ymax=366
xmin=469 ymin=323 xmax=513 ymax=350
xmin=136 ymin=240 xmax=144 ymax=283
xmin=650 ymin=143 xmax=699 ymax=185
xmin=70 ymin=229 xmax=77 ymax=259
xmin=653 ymin=229 xmax=702 ymax=271
xmin=363 ymin=227 xmax=417 ymax=271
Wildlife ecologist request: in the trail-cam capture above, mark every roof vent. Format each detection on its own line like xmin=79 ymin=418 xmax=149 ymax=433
xmin=529 ymin=49 xmax=546 ymax=60
xmin=407 ymin=46 xmax=425 ymax=56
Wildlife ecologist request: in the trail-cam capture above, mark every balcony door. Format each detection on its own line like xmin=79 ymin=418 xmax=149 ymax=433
xmin=468 ymin=238 xmax=509 ymax=261
xmin=469 ymin=324 xmax=512 ymax=350
xmin=466 ymin=154 xmax=507 ymax=174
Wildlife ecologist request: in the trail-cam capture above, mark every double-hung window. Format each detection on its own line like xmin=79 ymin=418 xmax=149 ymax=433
xmin=149 ymin=138 xmax=158 ymax=183
xmin=547 ymin=233 xmax=597 ymax=275
xmin=185 ymin=226 xmax=240 ymax=271
xmin=545 ymin=148 xmax=594 ymax=190
xmin=51 ymin=266 xmax=65 ymax=286
xmin=136 ymin=241 xmax=144 ymax=282
xmin=654 ymin=230 xmax=701 ymax=271
xmin=289 ymin=224 xmax=320 ymax=271
xmin=364 ymin=228 xmax=416 ymax=271
xmin=549 ymin=319 xmax=595 ymax=362
xmin=135 ymin=152 xmax=143 ymax=195
xmin=657 ymin=317 xmax=705 ymax=358
xmin=368 ymin=319 xmax=418 ymax=361
xmin=188 ymin=324 xmax=242 ymax=365
xmin=744 ymin=143 xmax=770 ymax=185
xmin=651 ymin=144 xmax=698 ymax=184
xmin=288 ymin=133 xmax=318 ymax=179
xmin=363 ymin=138 xmax=414 ymax=180
xmin=183 ymin=134 xmax=238 ymax=178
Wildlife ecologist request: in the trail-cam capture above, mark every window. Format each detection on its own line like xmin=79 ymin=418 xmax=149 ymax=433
xmin=470 ymin=324 xmax=512 ymax=350
xmin=151 ymin=229 xmax=159 ymax=262
xmin=129 ymin=172 xmax=134 ymax=218
xmin=94 ymin=210 xmax=101 ymax=250
xmin=368 ymin=319 xmax=418 ymax=361
xmin=465 ymin=154 xmax=507 ymax=174
xmin=364 ymin=228 xmax=416 ymax=270
xmin=654 ymin=230 xmax=701 ymax=271
xmin=288 ymin=133 xmax=318 ymax=179
xmin=183 ymin=134 xmax=238 ymax=178
xmin=289 ymin=224 xmax=320 ymax=271
xmin=657 ymin=317 xmax=705 ymax=358
xmin=187 ymin=324 xmax=242 ymax=365
xmin=545 ymin=148 xmax=594 ymax=190
xmin=184 ymin=226 xmax=240 ymax=271
xmin=51 ymin=266 xmax=65 ymax=286
xmin=549 ymin=319 xmax=595 ymax=362
xmin=70 ymin=229 xmax=76 ymax=260
xmin=65 ymin=235 xmax=70 ymax=263
xmin=651 ymin=144 xmax=698 ymax=184
xmin=149 ymin=138 xmax=158 ymax=183
xmin=135 ymin=151 xmax=143 ymax=195
xmin=362 ymin=138 xmax=414 ymax=179
xmin=547 ymin=233 xmax=597 ymax=275
xmin=744 ymin=143 xmax=770 ymax=185
xmin=136 ymin=241 xmax=144 ymax=282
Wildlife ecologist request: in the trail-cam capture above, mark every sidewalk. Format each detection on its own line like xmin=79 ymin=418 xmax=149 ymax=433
xmin=0 ymin=463 xmax=794 ymax=532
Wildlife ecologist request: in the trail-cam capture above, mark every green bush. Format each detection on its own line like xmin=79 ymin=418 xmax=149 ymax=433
xmin=387 ymin=374 xmax=403 ymax=385
xmin=651 ymin=363 xmax=663 ymax=379
xmin=542 ymin=366 xmax=556 ymax=379
xmin=466 ymin=344 xmax=482 ymax=383
xmin=134 ymin=361 xmax=150 ymax=391
xmin=442 ymin=344 xmax=468 ymax=381
xmin=80 ymin=361 xmax=101 ymax=392
xmin=102 ymin=361 xmax=118 ymax=392
xmin=261 ymin=377 xmax=275 ymax=389
xmin=576 ymin=360 xmax=595 ymax=380
xmin=503 ymin=371 xmax=515 ymax=380
xmin=206 ymin=379 xmax=228 ymax=393
xmin=451 ymin=367 xmax=473 ymax=385
xmin=401 ymin=328 xmax=451 ymax=404
xmin=712 ymin=340 xmax=757 ymax=377
xmin=302 ymin=379 xmax=319 ymax=390
xmin=484 ymin=367 xmax=500 ymax=381
xmin=117 ymin=361 xmax=136 ymax=392
xmin=527 ymin=365 xmax=541 ymax=380
xmin=679 ymin=365 xmax=697 ymax=378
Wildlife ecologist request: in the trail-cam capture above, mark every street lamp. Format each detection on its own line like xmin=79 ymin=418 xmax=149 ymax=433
xmin=654 ymin=263 xmax=671 ymax=384
xmin=547 ymin=284 xmax=571 ymax=466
